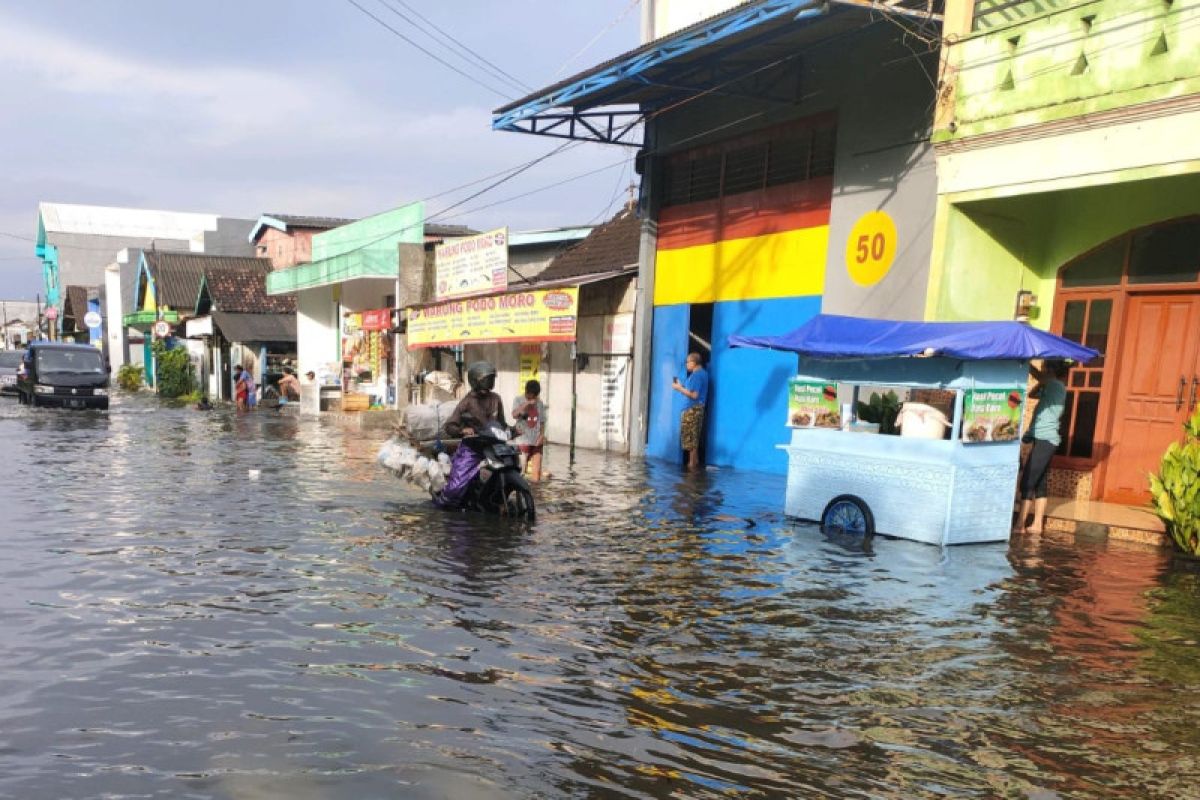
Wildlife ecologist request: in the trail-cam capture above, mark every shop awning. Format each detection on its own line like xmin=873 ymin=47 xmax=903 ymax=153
xmin=212 ymin=311 xmax=296 ymax=344
xmin=491 ymin=0 xmax=942 ymax=146
xmin=729 ymin=314 xmax=1100 ymax=362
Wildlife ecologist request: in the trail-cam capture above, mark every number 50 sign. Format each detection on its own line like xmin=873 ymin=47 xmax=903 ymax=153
xmin=844 ymin=211 xmax=897 ymax=287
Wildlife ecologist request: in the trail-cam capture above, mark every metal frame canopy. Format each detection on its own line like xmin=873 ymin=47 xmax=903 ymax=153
xmin=491 ymin=0 xmax=943 ymax=147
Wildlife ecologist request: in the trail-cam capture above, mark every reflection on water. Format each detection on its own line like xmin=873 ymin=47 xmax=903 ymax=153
xmin=1 ymin=394 xmax=1199 ymax=798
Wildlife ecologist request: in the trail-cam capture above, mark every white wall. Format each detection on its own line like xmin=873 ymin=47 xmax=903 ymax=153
xmin=297 ymin=286 xmax=338 ymax=381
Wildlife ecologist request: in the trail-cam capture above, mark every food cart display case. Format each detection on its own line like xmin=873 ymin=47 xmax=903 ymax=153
xmin=730 ymin=315 xmax=1098 ymax=546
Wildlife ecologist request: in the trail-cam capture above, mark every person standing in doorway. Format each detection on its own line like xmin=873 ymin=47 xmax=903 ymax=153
xmin=671 ymin=352 xmax=709 ymax=471
xmin=1015 ymin=360 xmax=1070 ymax=534
xmin=512 ymin=379 xmax=547 ymax=481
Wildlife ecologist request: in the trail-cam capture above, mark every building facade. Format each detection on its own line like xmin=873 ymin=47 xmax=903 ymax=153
xmin=932 ymin=0 xmax=1200 ymax=503
xmin=494 ymin=0 xmax=942 ymax=472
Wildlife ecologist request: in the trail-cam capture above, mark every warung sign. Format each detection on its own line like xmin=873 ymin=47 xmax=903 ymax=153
xmin=407 ymin=288 xmax=579 ymax=349
xmin=435 ymin=227 xmax=508 ymax=300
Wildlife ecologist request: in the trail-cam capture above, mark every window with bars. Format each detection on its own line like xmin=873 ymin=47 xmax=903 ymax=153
xmin=661 ymin=117 xmax=838 ymax=208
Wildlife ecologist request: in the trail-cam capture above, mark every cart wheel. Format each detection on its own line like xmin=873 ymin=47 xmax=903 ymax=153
xmin=821 ymin=494 xmax=875 ymax=538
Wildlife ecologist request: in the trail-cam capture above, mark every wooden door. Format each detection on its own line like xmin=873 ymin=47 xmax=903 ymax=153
xmin=1104 ymin=294 xmax=1200 ymax=504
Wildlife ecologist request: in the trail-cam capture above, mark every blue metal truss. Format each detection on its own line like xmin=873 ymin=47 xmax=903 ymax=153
xmin=491 ymin=0 xmax=821 ymax=144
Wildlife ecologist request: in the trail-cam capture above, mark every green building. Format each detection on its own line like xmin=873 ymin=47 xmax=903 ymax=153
xmin=930 ymin=0 xmax=1200 ymax=504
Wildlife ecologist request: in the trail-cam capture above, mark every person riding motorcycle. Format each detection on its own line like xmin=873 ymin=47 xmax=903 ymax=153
xmin=437 ymin=361 xmax=507 ymax=507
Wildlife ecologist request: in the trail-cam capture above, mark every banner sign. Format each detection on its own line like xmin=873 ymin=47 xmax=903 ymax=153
xmin=962 ymin=387 xmax=1024 ymax=443
xmin=361 ymin=308 xmax=391 ymax=331
xmin=407 ymin=287 xmax=579 ymax=349
xmin=435 ymin=227 xmax=508 ymax=300
xmin=786 ymin=378 xmax=840 ymax=429
xmin=519 ymin=343 xmax=541 ymax=383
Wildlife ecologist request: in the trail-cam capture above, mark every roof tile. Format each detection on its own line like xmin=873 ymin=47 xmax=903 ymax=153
xmin=537 ymin=209 xmax=641 ymax=282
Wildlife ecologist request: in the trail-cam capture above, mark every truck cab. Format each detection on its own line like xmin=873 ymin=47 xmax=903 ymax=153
xmin=18 ymin=342 xmax=110 ymax=410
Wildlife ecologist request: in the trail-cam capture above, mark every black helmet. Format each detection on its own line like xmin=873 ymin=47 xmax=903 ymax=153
xmin=466 ymin=360 xmax=497 ymax=393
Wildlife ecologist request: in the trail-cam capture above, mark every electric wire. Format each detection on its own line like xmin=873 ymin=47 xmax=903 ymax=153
xmin=380 ymin=0 xmax=532 ymax=94
xmin=341 ymin=0 xmax=513 ymax=98
xmin=552 ymin=0 xmax=642 ymax=79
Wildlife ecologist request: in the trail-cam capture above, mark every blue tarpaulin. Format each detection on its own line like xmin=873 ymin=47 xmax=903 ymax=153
xmin=728 ymin=314 xmax=1100 ymax=363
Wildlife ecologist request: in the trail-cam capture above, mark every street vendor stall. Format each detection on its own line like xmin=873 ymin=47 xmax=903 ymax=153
xmin=730 ymin=315 xmax=1098 ymax=546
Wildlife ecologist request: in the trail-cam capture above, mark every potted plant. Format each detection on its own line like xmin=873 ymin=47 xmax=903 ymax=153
xmin=1149 ymin=407 xmax=1200 ymax=558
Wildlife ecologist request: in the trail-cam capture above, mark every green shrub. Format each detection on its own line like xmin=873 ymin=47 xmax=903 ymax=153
xmin=1150 ymin=408 xmax=1200 ymax=556
xmin=856 ymin=390 xmax=901 ymax=435
xmin=152 ymin=341 xmax=195 ymax=399
xmin=116 ymin=364 xmax=143 ymax=392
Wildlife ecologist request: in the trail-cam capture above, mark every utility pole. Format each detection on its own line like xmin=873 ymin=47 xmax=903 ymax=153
xmin=1 ymin=301 xmax=7 ymax=349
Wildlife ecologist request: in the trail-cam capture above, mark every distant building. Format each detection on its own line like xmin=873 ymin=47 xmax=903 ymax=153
xmin=189 ymin=261 xmax=297 ymax=402
xmin=34 ymin=202 xmax=255 ymax=366
xmin=130 ymin=251 xmax=280 ymax=389
xmin=249 ymin=214 xmax=357 ymax=270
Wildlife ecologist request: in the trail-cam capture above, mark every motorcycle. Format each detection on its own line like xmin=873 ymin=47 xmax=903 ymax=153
xmin=433 ymin=423 xmax=536 ymax=520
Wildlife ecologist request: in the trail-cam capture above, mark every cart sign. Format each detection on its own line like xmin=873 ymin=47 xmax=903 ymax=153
xmin=407 ymin=287 xmax=578 ymax=349
xmin=435 ymin=227 xmax=508 ymax=300
xmin=962 ymin=387 xmax=1025 ymax=443
xmin=787 ymin=378 xmax=841 ymax=428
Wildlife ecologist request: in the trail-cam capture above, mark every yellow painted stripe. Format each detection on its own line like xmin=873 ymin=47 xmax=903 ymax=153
xmin=654 ymin=226 xmax=828 ymax=306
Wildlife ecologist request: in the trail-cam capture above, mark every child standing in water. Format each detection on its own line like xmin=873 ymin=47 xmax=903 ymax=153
xmin=512 ymin=379 xmax=547 ymax=481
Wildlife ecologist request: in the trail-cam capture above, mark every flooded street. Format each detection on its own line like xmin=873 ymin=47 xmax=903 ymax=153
xmin=2 ymin=395 xmax=1200 ymax=799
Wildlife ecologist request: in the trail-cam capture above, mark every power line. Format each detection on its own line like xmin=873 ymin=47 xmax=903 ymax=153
xmin=379 ymin=0 xmax=532 ymax=94
xmin=553 ymin=0 xmax=642 ymax=79
xmin=341 ymin=0 xmax=513 ymax=99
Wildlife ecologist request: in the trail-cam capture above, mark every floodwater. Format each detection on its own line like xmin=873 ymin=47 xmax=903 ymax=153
xmin=2 ymin=394 xmax=1199 ymax=799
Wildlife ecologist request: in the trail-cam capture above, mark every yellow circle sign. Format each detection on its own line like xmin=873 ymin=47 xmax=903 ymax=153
xmin=845 ymin=211 xmax=898 ymax=287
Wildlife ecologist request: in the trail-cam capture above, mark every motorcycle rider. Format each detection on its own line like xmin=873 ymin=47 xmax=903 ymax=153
xmin=436 ymin=361 xmax=507 ymax=507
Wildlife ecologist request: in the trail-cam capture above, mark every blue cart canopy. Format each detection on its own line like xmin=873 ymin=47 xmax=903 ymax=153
xmin=728 ymin=314 xmax=1099 ymax=363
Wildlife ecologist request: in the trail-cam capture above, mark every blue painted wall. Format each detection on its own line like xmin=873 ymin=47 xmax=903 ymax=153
xmin=646 ymin=304 xmax=690 ymax=463
xmin=647 ymin=296 xmax=819 ymax=474
xmin=708 ymin=296 xmax=817 ymax=473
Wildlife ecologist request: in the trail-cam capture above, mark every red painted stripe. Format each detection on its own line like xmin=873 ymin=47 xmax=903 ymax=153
xmin=657 ymin=176 xmax=833 ymax=251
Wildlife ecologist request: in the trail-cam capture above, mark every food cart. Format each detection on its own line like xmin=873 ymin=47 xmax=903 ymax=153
xmin=730 ymin=315 xmax=1098 ymax=546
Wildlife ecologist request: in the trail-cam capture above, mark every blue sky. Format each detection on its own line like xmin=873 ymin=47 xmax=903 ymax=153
xmin=0 ymin=0 xmax=641 ymax=299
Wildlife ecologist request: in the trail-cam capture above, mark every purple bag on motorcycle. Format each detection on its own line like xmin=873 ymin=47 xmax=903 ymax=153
xmin=435 ymin=446 xmax=483 ymax=507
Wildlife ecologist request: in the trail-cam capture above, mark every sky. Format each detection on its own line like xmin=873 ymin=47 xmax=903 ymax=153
xmin=0 ymin=0 xmax=642 ymax=300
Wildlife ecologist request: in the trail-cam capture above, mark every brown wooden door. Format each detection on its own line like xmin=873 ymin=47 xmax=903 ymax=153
xmin=1104 ymin=294 xmax=1200 ymax=504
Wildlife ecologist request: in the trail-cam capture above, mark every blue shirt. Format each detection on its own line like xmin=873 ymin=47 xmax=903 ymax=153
xmin=683 ymin=367 xmax=709 ymax=409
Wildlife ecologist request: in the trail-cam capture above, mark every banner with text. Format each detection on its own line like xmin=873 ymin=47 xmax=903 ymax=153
xmin=435 ymin=227 xmax=508 ymax=300
xmin=786 ymin=378 xmax=840 ymax=429
xmin=962 ymin=387 xmax=1024 ymax=443
xmin=407 ymin=287 xmax=579 ymax=349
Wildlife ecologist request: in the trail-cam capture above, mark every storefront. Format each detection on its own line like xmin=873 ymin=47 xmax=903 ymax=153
xmin=266 ymin=203 xmax=425 ymax=413
xmin=492 ymin=1 xmax=940 ymax=472
xmin=340 ymin=307 xmax=395 ymax=409
xmin=929 ymin=0 xmax=1200 ymax=503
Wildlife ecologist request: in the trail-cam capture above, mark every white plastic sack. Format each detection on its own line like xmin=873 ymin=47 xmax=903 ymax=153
xmin=403 ymin=400 xmax=460 ymax=442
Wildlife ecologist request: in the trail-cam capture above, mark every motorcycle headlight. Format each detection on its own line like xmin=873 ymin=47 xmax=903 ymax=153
xmin=486 ymin=458 xmax=505 ymax=471
xmin=34 ymin=385 xmax=54 ymax=394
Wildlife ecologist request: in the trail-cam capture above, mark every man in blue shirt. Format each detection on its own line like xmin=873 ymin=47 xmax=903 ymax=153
xmin=671 ymin=352 xmax=709 ymax=470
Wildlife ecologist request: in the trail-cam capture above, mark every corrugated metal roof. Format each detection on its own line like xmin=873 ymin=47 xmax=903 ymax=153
xmin=39 ymin=202 xmax=218 ymax=240
xmin=145 ymin=252 xmax=268 ymax=312
xmin=212 ymin=311 xmax=297 ymax=343
xmin=267 ymin=214 xmax=357 ymax=230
